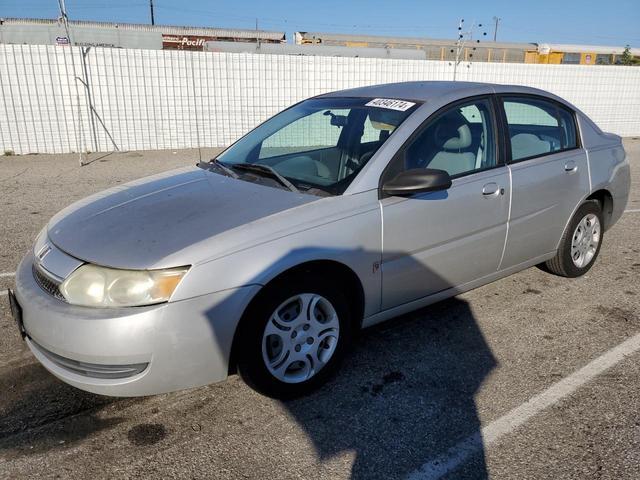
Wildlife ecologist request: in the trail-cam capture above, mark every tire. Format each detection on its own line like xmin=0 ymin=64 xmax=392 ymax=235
xmin=236 ymin=274 xmax=352 ymax=399
xmin=544 ymin=200 xmax=604 ymax=277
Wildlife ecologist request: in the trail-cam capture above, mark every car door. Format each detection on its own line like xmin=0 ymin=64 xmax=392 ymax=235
xmin=497 ymin=95 xmax=590 ymax=269
xmin=380 ymin=96 xmax=510 ymax=310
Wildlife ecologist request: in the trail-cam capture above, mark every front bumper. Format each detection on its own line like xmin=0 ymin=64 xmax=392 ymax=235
xmin=15 ymin=252 xmax=260 ymax=397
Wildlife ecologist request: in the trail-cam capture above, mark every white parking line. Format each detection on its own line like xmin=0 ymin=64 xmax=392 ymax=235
xmin=408 ymin=332 xmax=640 ymax=480
xmin=625 ymin=209 xmax=640 ymax=213
xmin=0 ymin=290 xmax=7 ymax=297
xmin=0 ymin=272 xmax=15 ymax=278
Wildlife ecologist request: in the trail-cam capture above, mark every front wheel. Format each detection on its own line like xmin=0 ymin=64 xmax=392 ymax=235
xmin=236 ymin=276 xmax=352 ymax=399
xmin=544 ymin=200 xmax=604 ymax=277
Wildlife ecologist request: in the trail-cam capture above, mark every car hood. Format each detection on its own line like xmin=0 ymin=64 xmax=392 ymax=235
xmin=47 ymin=166 xmax=319 ymax=269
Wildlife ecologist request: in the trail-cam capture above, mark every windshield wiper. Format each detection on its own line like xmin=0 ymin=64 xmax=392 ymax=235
xmin=231 ymin=163 xmax=300 ymax=193
xmin=203 ymin=158 xmax=239 ymax=178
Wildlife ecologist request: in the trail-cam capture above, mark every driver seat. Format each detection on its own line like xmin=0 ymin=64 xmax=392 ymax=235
xmin=427 ymin=123 xmax=476 ymax=176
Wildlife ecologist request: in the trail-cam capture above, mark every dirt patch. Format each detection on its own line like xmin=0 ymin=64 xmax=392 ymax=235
xmin=524 ymin=288 xmax=542 ymax=295
xmin=361 ymin=371 xmax=406 ymax=396
xmin=594 ymin=306 xmax=639 ymax=326
xmin=127 ymin=423 xmax=167 ymax=446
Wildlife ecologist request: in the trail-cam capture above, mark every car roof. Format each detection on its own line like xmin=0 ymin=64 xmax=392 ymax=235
xmin=317 ymin=81 xmax=552 ymax=102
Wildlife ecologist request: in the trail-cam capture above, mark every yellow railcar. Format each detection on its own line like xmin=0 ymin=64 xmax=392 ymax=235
xmin=527 ymin=44 xmax=640 ymax=65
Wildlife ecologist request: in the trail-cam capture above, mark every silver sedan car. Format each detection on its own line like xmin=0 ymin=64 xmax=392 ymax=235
xmin=10 ymin=81 xmax=630 ymax=399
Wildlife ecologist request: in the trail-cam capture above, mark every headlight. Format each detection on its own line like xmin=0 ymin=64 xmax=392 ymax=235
xmin=59 ymin=264 xmax=189 ymax=307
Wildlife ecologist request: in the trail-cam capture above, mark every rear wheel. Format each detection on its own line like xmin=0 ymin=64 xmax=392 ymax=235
xmin=544 ymin=200 xmax=603 ymax=277
xmin=236 ymin=275 xmax=352 ymax=399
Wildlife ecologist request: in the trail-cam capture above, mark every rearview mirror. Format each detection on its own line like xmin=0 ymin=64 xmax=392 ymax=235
xmin=382 ymin=168 xmax=452 ymax=197
xmin=323 ymin=110 xmax=347 ymax=127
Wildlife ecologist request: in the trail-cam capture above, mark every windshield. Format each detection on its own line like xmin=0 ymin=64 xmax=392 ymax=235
xmin=214 ymin=97 xmax=420 ymax=195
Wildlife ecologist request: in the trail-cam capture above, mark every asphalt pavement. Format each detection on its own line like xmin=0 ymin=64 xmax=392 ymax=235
xmin=0 ymin=140 xmax=639 ymax=479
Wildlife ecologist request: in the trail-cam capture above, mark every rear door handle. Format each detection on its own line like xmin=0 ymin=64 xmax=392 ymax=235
xmin=482 ymin=182 xmax=500 ymax=197
xmin=564 ymin=160 xmax=578 ymax=173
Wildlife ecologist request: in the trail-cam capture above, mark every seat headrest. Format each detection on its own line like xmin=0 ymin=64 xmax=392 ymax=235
xmin=442 ymin=124 xmax=472 ymax=150
xmin=511 ymin=133 xmax=549 ymax=148
xmin=510 ymin=133 xmax=551 ymax=158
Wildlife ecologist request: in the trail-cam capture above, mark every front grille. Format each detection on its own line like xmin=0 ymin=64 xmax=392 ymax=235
xmin=32 ymin=264 xmax=66 ymax=302
xmin=29 ymin=339 xmax=149 ymax=379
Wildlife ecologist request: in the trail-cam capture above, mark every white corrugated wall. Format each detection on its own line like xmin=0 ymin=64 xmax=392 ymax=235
xmin=0 ymin=44 xmax=639 ymax=155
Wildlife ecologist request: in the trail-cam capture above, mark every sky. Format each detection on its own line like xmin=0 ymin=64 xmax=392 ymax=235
xmin=1 ymin=0 xmax=639 ymax=47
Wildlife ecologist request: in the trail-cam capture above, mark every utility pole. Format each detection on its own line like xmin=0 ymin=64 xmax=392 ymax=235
xmin=58 ymin=0 xmax=101 ymax=163
xmin=492 ymin=16 xmax=501 ymax=42
xmin=150 ymin=0 xmax=155 ymax=25
xmin=57 ymin=0 xmax=72 ymax=43
xmin=58 ymin=0 xmax=83 ymax=165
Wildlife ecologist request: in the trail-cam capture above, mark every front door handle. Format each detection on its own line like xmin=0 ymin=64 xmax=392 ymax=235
xmin=482 ymin=182 xmax=500 ymax=197
xmin=564 ymin=160 xmax=578 ymax=173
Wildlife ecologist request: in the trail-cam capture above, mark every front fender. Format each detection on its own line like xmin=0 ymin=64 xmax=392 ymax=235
xmin=171 ymin=200 xmax=383 ymax=318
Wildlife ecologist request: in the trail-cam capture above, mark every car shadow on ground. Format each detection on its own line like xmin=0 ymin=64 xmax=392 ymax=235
xmin=285 ymin=296 xmax=495 ymax=479
xmin=210 ymin=247 xmax=497 ymax=479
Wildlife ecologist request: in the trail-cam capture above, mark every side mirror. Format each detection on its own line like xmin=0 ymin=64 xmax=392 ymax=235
xmin=382 ymin=168 xmax=452 ymax=197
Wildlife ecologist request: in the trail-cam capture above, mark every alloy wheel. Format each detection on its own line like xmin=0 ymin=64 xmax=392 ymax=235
xmin=570 ymin=213 xmax=601 ymax=268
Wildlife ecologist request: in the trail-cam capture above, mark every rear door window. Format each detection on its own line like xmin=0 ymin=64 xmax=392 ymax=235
xmin=502 ymin=97 xmax=578 ymax=162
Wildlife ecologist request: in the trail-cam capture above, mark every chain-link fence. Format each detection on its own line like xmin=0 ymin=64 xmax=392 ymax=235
xmin=1 ymin=43 xmax=639 ymax=155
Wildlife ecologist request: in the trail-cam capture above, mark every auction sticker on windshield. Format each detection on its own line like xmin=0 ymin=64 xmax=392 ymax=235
xmin=365 ymin=98 xmax=416 ymax=111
